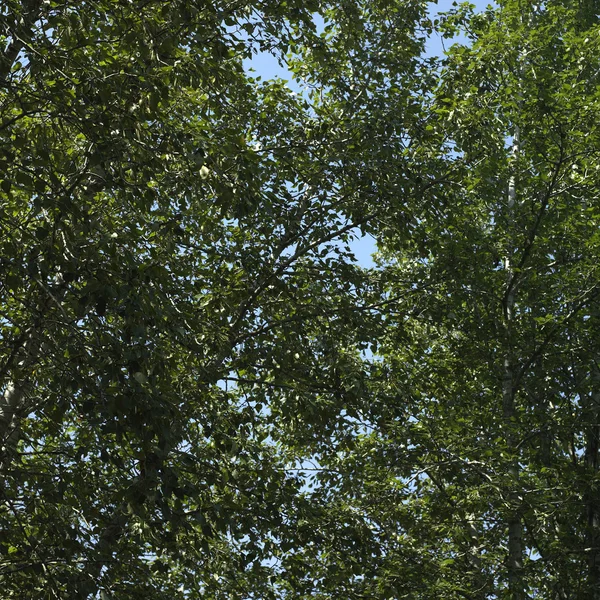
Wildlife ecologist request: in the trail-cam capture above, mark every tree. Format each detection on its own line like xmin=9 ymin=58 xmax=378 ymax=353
xmin=4 ymin=0 xmax=600 ymax=599
xmin=275 ymin=1 xmax=600 ymax=599
xmin=0 ymin=0 xmax=430 ymax=598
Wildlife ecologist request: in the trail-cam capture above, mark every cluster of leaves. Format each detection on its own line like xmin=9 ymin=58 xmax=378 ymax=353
xmin=0 ymin=0 xmax=430 ymax=597
xmin=295 ymin=1 xmax=600 ymax=598
xmin=3 ymin=0 xmax=600 ymax=599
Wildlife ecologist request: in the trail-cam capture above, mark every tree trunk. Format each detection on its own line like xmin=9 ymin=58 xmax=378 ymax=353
xmin=585 ymin=383 xmax=600 ymax=599
xmin=504 ymin=124 xmax=524 ymax=599
xmin=0 ymin=331 xmax=39 ymax=469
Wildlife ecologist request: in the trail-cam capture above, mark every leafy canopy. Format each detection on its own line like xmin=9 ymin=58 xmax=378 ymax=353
xmin=3 ymin=1 xmax=600 ymax=599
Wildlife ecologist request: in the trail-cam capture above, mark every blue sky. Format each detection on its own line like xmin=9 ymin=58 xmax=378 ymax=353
xmin=245 ymin=0 xmax=494 ymax=267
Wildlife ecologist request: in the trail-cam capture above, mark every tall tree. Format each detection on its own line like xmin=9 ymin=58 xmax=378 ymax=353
xmin=264 ymin=1 xmax=600 ymax=599
xmin=5 ymin=0 xmax=600 ymax=598
xmin=298 ymin=1 xmax=600 ymax=598
xmin=0 ymin=0 xmax=430 ymax=598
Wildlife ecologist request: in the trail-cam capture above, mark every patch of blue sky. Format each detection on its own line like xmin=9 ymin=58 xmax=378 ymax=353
xmin=242 ymin=1 xmax=494 ymax=269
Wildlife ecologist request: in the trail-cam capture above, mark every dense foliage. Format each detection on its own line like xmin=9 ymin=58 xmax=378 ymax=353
xmin=2 ymin=0 xmax=600 ymax=598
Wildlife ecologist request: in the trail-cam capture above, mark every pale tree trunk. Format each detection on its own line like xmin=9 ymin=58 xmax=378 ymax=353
xmin=1 ymin=364 xmax=28 ymax=465
xmin=0 ymin=268 xmax=73 ymax=469
xmin=503 ymin=123 xmax=524 ymax=599
xmin=585 ymin=367 xmax=600 ymax=598
xmin=0 ymin=326 xmax=43 ymax=469
xmin=0 ymin=0 xmax=45 ymax=470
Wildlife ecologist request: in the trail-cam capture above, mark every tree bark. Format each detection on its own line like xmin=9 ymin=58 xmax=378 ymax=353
xmin=585 ymin=380 xmax=600 ymax=599
xmin=0 ymin=327 xmax=41 ymax=469
xmin=503 ymin=124 xmax=524 ymax=599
